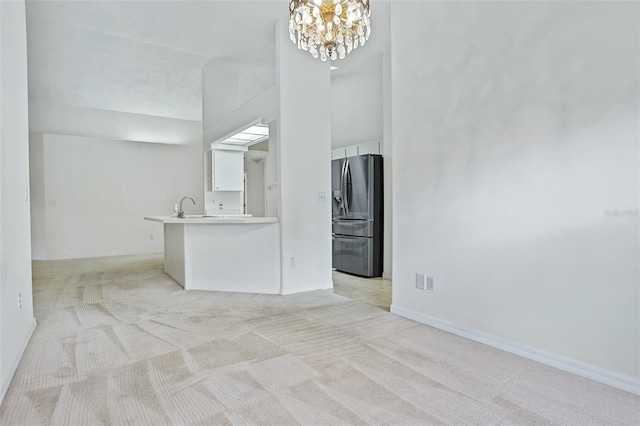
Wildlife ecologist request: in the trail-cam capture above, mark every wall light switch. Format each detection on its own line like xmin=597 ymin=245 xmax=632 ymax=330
xmin=416 ymin=273 xmax=426 ymax=290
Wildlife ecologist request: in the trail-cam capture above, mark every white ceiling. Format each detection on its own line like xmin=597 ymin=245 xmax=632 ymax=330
xmin=25 ymin=0 xmax=389 ymax=122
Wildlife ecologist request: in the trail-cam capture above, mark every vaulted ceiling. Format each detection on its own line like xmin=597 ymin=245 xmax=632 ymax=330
xmin=25 ymin=0 xmax=389 ymax=122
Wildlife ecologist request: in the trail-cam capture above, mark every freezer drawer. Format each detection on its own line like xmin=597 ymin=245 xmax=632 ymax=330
xmin=332 ymin=219 xmax=374 ymax=238
xmin=332 ymin=235 xmax=381 ymax=278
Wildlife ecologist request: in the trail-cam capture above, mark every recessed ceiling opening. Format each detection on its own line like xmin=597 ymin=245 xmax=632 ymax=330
xmin=219 ymin=124 xmax=269 ymax=147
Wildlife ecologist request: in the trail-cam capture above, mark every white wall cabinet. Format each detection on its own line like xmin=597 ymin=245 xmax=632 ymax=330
xmin=331 ymin=141 xmax=381 ymax=159
xmin=356 ymin=141 xmax=380 ymax=155
xmin=209 ymin=150 xmax=244 ymax=191
xmin=331 ymin=148 xmax=346 ymax=160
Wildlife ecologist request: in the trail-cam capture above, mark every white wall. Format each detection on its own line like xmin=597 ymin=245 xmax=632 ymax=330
xmin=203 ymin=60 xmax=277 ymax=144
xmin=277 ymin=19 xmax=332 ymax=294
xmin=1 ymin=4 xmax=3 ymax=401
xmin=390 ymin=0 xmax=639 ymax=390
xmin=203 ymin=59 xmax=275 ymax=125
xmin=29 ymin=134 xmax=46 ymax=259
xmin=381 ymin=50 xmax=393 ymax=280
xmin=30 ymin=134 xmax=202 ymax=259
xmin=0 ymin=0 xmax=36 ymax=403
xmin=29 ymin=100 xmax=201 ymax=146
xmin=331 ymin=58 xmax=383 ymax=148
xmin=202 ymin=60 xmax=278 ymax=215
xmin=204 ymin=190 xmax=242 ymax=215
xmin=244 ymin=153 xmax=267 ymax=217
xmin=330 ymin=52 xmax=393 ymax=279
xmin=201 ymin=20 xmax=332 ymax=294
xmin=28 ymin=73 xmax=203 ymax=260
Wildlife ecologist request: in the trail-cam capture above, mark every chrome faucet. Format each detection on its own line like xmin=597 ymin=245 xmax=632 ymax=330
xmin=178 ymin=196 xmax=195 ymax=218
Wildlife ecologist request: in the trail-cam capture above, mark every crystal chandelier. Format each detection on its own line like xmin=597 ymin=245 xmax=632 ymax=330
xmin=288 ymin=0 xmax=371 ymax=62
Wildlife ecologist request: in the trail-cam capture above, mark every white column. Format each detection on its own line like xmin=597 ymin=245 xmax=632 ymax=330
xmin=276 ymin=19 xmax=332 ymax=294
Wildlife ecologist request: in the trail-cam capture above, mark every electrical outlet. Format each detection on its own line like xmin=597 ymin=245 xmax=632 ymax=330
xmin=426 ymin=276 xmax=435 ymax=291
xmin=416 ymin=273 xmax=426 ymax=290
xmin=149 ymin=234 xmax=154 ymax=240
xmin=48 ymin=200 xmax=57 ymax=207
xmin=289 ymin=257 xmax=295 ymax=268
xmin=19 ymin=292 xmax=22 ymax=310
xmin=318 ymin=192 xmax=327 ymax=202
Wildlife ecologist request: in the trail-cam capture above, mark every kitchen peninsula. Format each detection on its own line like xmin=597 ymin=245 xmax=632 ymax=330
xmin=144 ymin=216 xmax=280 ymax=294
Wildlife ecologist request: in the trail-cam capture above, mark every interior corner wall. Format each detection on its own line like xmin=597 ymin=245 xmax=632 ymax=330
xmin=0 ymin=0 xmax=36 ymax=403
xmin=202 ymin=60 xmax=277 ymax=144
xmin=30 ymin=134 xmax=202 ymax=260
xmin=277 ymin=19 xmax=332 ymax=294
xmin=390 ymin=0 xmax=639 ymax=384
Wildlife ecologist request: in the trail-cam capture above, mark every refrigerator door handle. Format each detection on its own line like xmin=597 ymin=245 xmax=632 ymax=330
xmin=340 ymin=159 xmax=347 ymax=217
xmin=344 ymin=159 xmax=351 ymax=216
xmin=340 ymin=159 xmax=347 ymax=215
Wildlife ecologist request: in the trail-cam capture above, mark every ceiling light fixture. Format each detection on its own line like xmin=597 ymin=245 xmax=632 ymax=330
xmin=289 ymin=0 xmax=371 ymax=62
xmin=219 ymin=124 xmax=269 ymax=147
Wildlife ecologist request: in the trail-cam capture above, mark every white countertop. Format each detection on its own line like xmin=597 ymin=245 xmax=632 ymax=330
xmin=144 ymin=215 xmax=279 ymax=224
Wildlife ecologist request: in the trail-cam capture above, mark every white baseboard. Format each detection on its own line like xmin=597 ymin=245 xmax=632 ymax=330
xmin=382 ymin=271 xmax=392 ymax=280
xmin=281 ymin=281 xmax=333 ymax=295
xmin=390 ymin=305 xmax=640 ymax=396
xmin=0 ymin=318 xmax=37 ymax=404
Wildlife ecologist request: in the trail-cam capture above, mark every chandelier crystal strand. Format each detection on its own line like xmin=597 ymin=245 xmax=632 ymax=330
xmin=289 ymin=0 xmax=371 ymax=62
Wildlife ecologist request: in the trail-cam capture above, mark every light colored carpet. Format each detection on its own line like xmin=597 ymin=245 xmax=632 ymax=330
xmin=0 ymin=253 xmax=638 ymax=425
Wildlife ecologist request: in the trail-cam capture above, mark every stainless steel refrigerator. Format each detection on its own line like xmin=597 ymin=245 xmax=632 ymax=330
xmin=331 ymin=154 xmax=383 ymax=277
